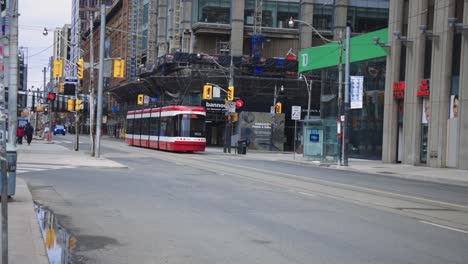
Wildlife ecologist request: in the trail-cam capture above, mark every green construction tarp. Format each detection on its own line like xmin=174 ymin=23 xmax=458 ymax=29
xmin=298 ymin=28 xmax=388 ymax=72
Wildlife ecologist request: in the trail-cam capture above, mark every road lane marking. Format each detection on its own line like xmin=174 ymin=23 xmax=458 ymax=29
xmin=196 ymin=159 xmax=468 ymax=210
xmin=419 ymin=221 xmax=468 ymax=234
xmin=297 ymin=191 xmax=316 ymax=197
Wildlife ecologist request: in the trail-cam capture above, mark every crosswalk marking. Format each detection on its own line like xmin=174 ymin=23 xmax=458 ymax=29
xmin=16 ymin=163 xmax=76 ymax=175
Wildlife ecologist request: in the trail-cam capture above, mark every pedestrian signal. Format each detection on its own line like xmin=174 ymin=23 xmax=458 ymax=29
xmin=67 ymin=99 xmax=75 ymax=112
xmin=53 ymin=59 xmax=63 ymax=78
xmin=227 ymin=86 xmax=234 ymax=101
xmin=113 ymin=59 xmax=125 ymax=78
xmin=137 ymin=94 xmax=144 ymax=105
xmin=77 ymin=58 xmax=84 ymax=79
xmin=275 ymin=102 xmax=282 ymax=113
xmin=203 ymin=85 xmax=213 ymax=100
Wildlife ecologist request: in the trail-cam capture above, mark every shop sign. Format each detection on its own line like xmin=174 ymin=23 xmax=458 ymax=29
xmin=417 ymin=79 xmax=430 ymax=97
xmin=393 ymin=82 xmax=405 ymax=99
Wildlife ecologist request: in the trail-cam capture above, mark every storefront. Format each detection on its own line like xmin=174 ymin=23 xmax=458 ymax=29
xmin=299 ymin=28 xmax=388 ymax=160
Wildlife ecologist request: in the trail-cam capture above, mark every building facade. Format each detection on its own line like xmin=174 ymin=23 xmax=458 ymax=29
xmin=382 ymin=0 xmax=468 ymax=170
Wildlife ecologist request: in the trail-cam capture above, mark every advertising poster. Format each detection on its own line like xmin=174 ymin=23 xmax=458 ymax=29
xmin=350 ymin=76 xmax=364 ymax=109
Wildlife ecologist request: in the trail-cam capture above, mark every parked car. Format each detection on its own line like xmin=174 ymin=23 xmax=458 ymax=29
xmin=53 ymin=125 xmax=66 ymax=136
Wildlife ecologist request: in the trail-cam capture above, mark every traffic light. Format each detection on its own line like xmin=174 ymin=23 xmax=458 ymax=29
xmin=59 ymin=82 xmax=64 ymax=94
xmin=275 ymin=102 xmax=282 ymax=113
xmin=227 ymin=86 xmax=234 ymax=101
xmin=67 ymin=99 xmax=75 ymax=112
xmin=47 ymin=92 xmax=56 ymax=101
xmin=75 ymin=99 xmax=83 ymax=111
xmin=113 ymin=59 xmax=125 ymax=78
xmin=202 ymin=85 xmax=212 ymax=100
xmin=53 ymin=59 xmax=63 ymax=78
xmin=137 ymin=94 xmax=144 ymax=105
xmin=77 ymin=58 xmax=84 ymax=79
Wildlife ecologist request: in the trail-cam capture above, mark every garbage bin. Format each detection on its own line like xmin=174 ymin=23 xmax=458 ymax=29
xmin=237 ymin=139 xmax=248 ymax=155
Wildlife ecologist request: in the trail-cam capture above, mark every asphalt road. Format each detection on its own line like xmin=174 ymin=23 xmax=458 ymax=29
xmin=21 ymin=135 xmax=468 ymax=263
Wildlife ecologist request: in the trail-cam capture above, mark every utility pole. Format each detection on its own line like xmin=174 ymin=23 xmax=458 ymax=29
xmin=342 ymin=26 xmax=351 ymax=166
xmin=88 ymin=8 xmax=96 ymax=156
xmin=75 ymin=46 xmax=81 ymax=151
xmin=2 ymin=1 xmax=19 ymax=262
xmin=337 ymin=31 xmax=343 ymax=166
xmin=95 ymin=3 xmax=106 ymax=158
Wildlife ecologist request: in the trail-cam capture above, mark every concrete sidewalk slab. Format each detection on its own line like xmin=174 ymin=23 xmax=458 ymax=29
xmin=16 ymin=142 xmax=127 ymax=169
xmin=7 ymin=177 xmax=49 ymax=264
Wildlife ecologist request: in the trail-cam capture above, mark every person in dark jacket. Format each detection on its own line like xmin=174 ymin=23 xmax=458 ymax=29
xmin=24 ymin=122 xmax=34 ymax=145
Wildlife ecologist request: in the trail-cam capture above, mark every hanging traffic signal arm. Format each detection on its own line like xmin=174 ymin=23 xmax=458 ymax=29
xmin=204 ymin=83 xmax=235 ymax=101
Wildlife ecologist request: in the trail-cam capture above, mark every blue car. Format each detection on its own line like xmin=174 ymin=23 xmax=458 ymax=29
xmin=53 ymin=125 xmax=66 ymax=136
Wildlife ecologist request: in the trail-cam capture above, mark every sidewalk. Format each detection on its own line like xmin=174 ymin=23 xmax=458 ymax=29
xmin=5 ymin=138 xmax=127 ymax=263
xmin=208 ymin=148 xmax=468 ymax=187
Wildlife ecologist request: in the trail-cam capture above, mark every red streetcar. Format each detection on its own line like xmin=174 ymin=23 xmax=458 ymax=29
xmin=126 ymin=105 xmax=206 ymax=152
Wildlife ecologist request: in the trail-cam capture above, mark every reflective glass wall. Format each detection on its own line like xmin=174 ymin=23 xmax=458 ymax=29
xmin=194 ymin=0 xmax=231 ymax=24
xmin=347 ymin=0 xmax=389 ymax=33
xmin=244 ymin=0 xmax=299 ymax=28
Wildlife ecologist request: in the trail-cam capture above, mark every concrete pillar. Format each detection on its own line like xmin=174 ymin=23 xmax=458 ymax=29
xmin=382 ymin=0 xmax=404 ymax=163
xmin=457 ymin=1 xmax=468 ymax=169
xmin=230 ymin=0 xmax=245 ymax=56
xmin=299 ymin=0 xmax=314 ymax=50
xmin=181 ymin=0 xmax=192 ymax=53
xmin=428 ymin=0 xmax=455 ymax=167
xmin=333 ymin=0 xmax=348 ymax=40
xmin=157 ymin=0 xmax=168 ymax=56
xmin=401 ymin=0 xmax=428 ymax=165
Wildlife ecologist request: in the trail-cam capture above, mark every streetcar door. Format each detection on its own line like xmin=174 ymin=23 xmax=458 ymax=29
xmin=136 ymin=112 xmax=143 ymax=146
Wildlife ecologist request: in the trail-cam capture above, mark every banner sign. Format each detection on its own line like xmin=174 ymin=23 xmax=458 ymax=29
xmin=350 ymin=76 xmax=364 ymax=109
xmin=417 ymin=79 xmax=430 ymax=97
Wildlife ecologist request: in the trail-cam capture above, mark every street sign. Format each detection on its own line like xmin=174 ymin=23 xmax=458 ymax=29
xmin=149 ymin=97 xmax=159 ymax=103
xmin=144 ymin=95 xmax=149 ymax=105
xmin=64 ymin=77 xmax=78 ymax=84
xmin=226 ymin=101 xmax=236 ymax=113
xmin=270 ymin=106 xmax=275 ymax=115
xmin=292 ymin=106 xmax=301 ymax=120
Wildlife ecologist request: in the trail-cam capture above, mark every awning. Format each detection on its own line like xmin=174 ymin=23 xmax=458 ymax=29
xmin=299 ymin=28 xmax=388 ymax=72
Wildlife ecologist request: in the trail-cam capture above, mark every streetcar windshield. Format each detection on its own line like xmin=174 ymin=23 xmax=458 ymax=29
xmin=178 ymin=114 xmax=206 ymax=137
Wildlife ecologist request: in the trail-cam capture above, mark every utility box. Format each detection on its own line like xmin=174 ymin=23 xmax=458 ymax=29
xmin=0 ymin=151 xmax=17 ymax=196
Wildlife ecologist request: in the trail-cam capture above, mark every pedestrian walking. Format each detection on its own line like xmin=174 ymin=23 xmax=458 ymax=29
xmin=16 ymin=125 xmax=25 ymax=144
xmin=24 ymin=122 xmax=34 ymax=145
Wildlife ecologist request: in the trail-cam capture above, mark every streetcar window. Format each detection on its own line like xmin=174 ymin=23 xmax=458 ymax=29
xmin=150 ymin=116 xmax=159 ymax=136
xmin=126 ymin=119 xmax=133 ymax=134
xmin=177 ymin=114 xmax=206 ymax=137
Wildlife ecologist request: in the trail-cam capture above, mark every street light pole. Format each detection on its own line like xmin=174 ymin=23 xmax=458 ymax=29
xmin=95 ymin=3 xmax=106 ymax=158
xmin=342 ymin=26 xmax=351 ymax=166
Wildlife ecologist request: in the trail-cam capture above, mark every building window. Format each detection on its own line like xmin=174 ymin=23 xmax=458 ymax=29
xmin=313 ymin=4 xmax=334 ymax=30
xmin=244 ymin=0 xmax=299 ymax=28
xmin=347 ymin=6 xmax=389 ymax=33
xmin=197 ymin=0 xmax=231 ymax=24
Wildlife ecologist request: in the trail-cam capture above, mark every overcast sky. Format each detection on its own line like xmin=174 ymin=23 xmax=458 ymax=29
xmin=18 ymin=0 xmax=71 ymax=92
